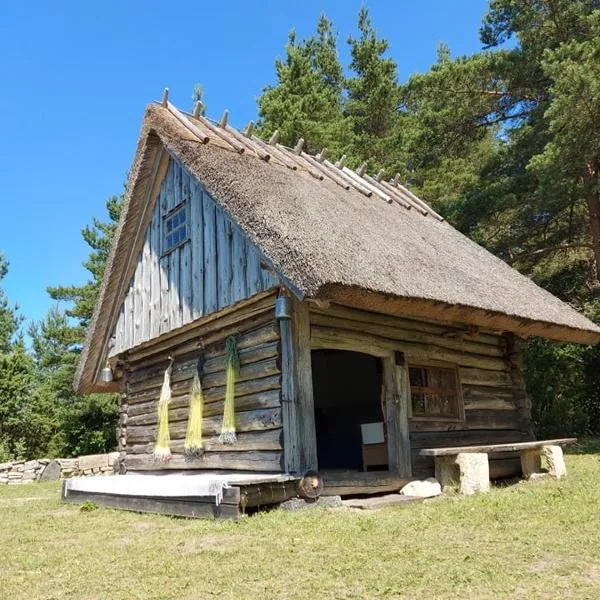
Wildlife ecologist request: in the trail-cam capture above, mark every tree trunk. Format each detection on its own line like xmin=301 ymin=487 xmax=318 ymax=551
xmin=583 ymin=163 xmax=600 ymax=286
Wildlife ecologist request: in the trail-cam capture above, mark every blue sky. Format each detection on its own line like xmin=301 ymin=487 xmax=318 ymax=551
xmin=0 ymin=0 xmax=489 ymax=329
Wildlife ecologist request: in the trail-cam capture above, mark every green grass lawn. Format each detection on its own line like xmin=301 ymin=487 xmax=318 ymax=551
xmin=2 ymin=444 xmax=600 ymax=600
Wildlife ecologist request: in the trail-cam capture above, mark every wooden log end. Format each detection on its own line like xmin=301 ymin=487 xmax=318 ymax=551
xmin=268 ymin=130 xmax=279 ymax=145
xmin=298 ymin=471 xmax=323 ymax=500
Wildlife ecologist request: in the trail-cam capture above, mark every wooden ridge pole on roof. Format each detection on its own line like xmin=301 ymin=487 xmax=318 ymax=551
xmin=362 ymin=173 xmax=411 ymax=209
xmin=252 ymin=135 xmax=298 ymax=170
xmin=219 ymin=110 xmax=229 ymax=128
xmin=194 ymin=113 xmax=246 ymax=154
xmin=342 ymin=166 xmax=392 ymax=203
xmin=244 ymin=122 xmax=255 ymax=137
xmin=322 ymin=159 xmax=373 ymax=197
xmin=225 ymin=124 xmax=271 ymax=161
xmin=335 ymin=154 xmax=347 ymax=169
xmin=300 ymin=152 xmax=352 ymax=190
xmin=278 ymin=145 xmax=324 ymax=181
xmin=378 ymin=179 xmax=427 ymax=215
xmin=388 ymin=176 xmax=444 ymax=221
xmin=166 ymin=101 xmax=210 ymax=144
xmin=162 ymin=88 xmax=169 ymax=107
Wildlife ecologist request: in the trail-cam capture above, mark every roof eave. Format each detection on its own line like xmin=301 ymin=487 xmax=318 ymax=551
xmin=317 ymin=285 xmax=600 ymax=346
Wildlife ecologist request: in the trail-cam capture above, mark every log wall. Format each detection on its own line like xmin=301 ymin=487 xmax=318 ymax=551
xmin=120 ymin=294 xmax=284 ymax=473
xmin=110 ymin=156 xmax=278 ymax=356
xmin=308 ymin=304 xmax=534 ymax=478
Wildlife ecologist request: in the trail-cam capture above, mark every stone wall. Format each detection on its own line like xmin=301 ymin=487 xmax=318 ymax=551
xmin=0 ymin=452 xmax=120 ymax=485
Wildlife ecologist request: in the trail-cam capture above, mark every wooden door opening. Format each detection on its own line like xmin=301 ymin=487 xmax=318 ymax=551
xmin=311 ymin=350 xmax=385 ymax=471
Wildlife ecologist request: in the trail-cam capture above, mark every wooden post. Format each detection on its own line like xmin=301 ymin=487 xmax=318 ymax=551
xmin=505 ymin=333 xmax=535 ymax=438
xmin=383 ymin=353 xmax=412 ymax=478
xmin=280 ymin=298 xmax=317 ymax=474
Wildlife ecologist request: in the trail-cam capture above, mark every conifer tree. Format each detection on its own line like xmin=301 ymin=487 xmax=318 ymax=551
xmin=0 ymin=254 xmax=36 ymax=460
xmin=345 ymin=7 xmax=402 ymax=172
xmin=257 ymin=14 xmax=351 ymax=156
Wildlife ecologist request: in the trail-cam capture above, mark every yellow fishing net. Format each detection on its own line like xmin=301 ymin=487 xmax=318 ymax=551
xmin=219 ymin=336 xmax=239 ymax=444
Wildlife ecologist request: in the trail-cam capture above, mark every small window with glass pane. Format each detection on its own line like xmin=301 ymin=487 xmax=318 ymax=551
xmin=163 ymin=204 xmax=189 ymax=255
xmin=408 ymin=364 xmax=463 ymax=420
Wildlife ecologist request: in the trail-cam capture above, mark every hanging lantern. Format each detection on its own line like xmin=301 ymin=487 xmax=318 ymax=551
xmin=275 ymin=296 xmax=292 ymax=320
xmin=100 ymin=362 xmax=114 ymax=384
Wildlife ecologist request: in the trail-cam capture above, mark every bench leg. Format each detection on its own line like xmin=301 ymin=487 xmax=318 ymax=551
xmin=435 ymin=456 xmax=458 ymax=491
xmin=456 ymin=453 xmax=489 ymax=495
xmin=543 ymin=445 xmax=567 ymax=479
xmin=520 ymin=449 xmax=543 ymax=478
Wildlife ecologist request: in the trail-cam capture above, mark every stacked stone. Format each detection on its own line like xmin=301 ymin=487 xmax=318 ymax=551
xmin=0 ymin=459 xmax=50 ymax=485
xmin=0 ymin=452 xmax=119 ymax=485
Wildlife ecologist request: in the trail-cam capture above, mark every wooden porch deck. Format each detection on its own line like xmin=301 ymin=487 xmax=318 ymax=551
xmin=61 ymin=469 xmax=415 ymax=519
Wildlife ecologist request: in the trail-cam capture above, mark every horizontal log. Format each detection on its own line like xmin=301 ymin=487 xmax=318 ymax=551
xmin=63 ymin=489 xmax=240 ymax=519
xmin=463 ymin=385 xmax=517 ymax=411
xmin=125 ymin=450 xmax=284 ymax=472
xmin=127 ymin=356 xmax=280 ymax=395
xmin=205 ymin=322 xmax=280 ymax=359
xmin=128 ymin=388 xmax=281 ymax=420
xmin=310 ymin=303 xmax=502 ymax=346
xmin=465 ymin=409 xmax=521 ymax=430
xmin=203 ymin=342 xmax=279 ymax=374
xmin=319 ymin=470 xmax=411 ymax=497
xmin=127 ymin=407 xmax=282 ymax=443
xmin=240 ymin=480 xmax=299 ymax=508
xmin=410 ymin=429 xmax=530 ymax=449
xmin=127 ymin=340 xmax=279 ymax=386
xmin=127 ymin=373 xmax=281 ymax=407
xmin=125 ymin=293 xmax=276 ymax=363
xmin=311 ymin=326 xmax=508 ymax=371
xmin=203 ymin=358 xmax=280 ymax=389
xmin=411 ymin=456 xmax=521 ymax=481
xmin=459 ymin=367 xmax=513 ymax=387
xmin=419 ymin=438 xmax=575 ymax=456
xmin=127 ymin=428 xmax=283 ymax=454
xmin=309 ymin=313 xmax=504 ymax=357
xmin=409 ymin=410 xmax=520 ymax=432
xmin=127 ymin=320 xmax=280 ymax=373
xmin=128 ymin=389 xmax=282 ymax=426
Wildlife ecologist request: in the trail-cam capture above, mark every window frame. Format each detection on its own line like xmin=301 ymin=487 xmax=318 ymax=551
xmin=161 ymin=202 xmax=190 ymax=256
xmin=407 ymin=360 xmax=464 ymax=423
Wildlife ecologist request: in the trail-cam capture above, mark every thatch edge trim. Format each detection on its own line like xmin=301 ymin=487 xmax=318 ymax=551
xmin=74 ymin=123 xmax=166 ymax=394
xmin=319 ymin=285 xmax=600 ymax=346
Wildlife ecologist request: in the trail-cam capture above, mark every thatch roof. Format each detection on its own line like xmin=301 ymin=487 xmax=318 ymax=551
xmin=75 ymin=98 xmax=600 ymax=393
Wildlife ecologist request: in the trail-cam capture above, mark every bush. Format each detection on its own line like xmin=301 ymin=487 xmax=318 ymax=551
xmin=523 ymin=338 xmax=600 ymax=437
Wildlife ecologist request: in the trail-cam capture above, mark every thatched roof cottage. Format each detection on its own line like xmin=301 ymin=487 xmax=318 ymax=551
xmin=68 ymin=92 xmax=600 ymax=517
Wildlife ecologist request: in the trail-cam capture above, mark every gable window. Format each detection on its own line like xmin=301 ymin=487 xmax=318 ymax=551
xmin=163 ymin=204 xmax=189 ymax=255
xmin=408 ymin=364 xmax=463 ymax=420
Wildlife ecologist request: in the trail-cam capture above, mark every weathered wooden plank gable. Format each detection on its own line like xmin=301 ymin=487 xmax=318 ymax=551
xmin=110 ymin=156 xmax=279 ymax=356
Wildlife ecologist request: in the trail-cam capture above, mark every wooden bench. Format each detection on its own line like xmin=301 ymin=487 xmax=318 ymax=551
xmin=419 ymin=438 xmax=576 ymax=495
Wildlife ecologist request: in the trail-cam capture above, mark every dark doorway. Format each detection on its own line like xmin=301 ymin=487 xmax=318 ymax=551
xmin=311 ymin=350 xmax=384 ymax=471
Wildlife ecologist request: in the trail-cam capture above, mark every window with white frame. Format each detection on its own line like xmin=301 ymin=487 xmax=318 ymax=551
xmin=163 ymin=204 xmax=189 ymax=255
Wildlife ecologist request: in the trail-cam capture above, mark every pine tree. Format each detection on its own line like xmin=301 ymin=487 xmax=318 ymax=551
xmin=0 ymin=254 xmax=36 ymax=460
xmin=257 ymin=14 xmax=351 ymax=156
xmin=34 ymin=193 xmax=124 ymax=457
xmin=48 ymin=193 xmax=122 ymax=335
xmin=344 ymin=7 xmax=402 ymax=172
